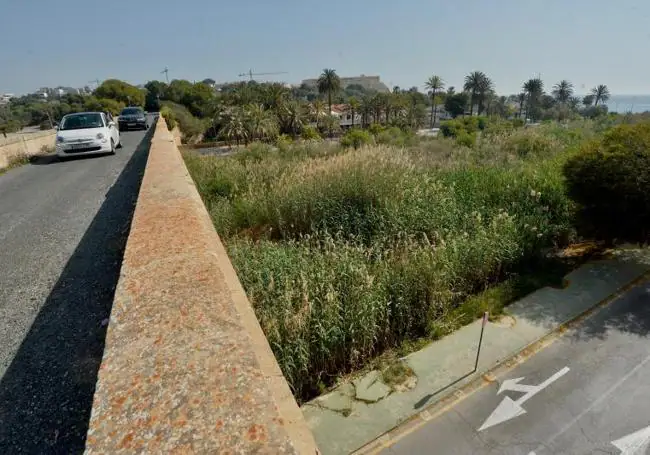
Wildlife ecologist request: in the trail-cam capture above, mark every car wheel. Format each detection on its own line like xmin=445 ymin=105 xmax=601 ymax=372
xmin=109 ymin=139 xmax=116 ymax=155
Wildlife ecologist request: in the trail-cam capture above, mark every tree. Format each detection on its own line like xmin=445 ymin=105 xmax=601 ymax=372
xmin=476 ymin=75 xmax=494 ymax=115
xmin=591 ymin=84 xmax=610 ymax=106
xmin=359 ymin=96 xmax=373 ymax=128
xmin=317 ymin=69 xmax=341 ymax=123
xmin=517 ymin=93 xmax=526 ymax=118
xmin=568 ymin=96 xmax=581 ymax=111
xmin=94 ymin=79 xmax=144 ymax=106
xmin=202 ymin=78 xmax=216 ymax=86
xmin=244 ymin=104 xmax=278 ymax=141
xmin=523 ymin=78 xmax=544 ymax=121
xmin=181 ymin=82 xmax=215 ymax=117
xmin=425 ymin=75 xmax=445 ymax=128
xmin=582 ymin=95 xmax=595 ymax=107
xmin=220 ymin=107 xmax=248 ymax=145
xmin=464 ymin=71 xmax=488 ymax=116
xmin=144 ymin=80 xmax=168 ymax=111
xmin=552 ymin=80 xmax=574 ymax=103
xmin=348 ymin=96 xmax=360 ymax=128
xmin=312 ymin=99 xmax=325 ymax=129
xmin=278 ymin=100 xmax=305 ymax=136
xmin=444 ymin=93 xmax=469 ymax=118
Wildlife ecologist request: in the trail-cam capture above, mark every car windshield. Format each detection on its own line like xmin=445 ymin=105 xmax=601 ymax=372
xmin=121 ymin=108 xmax=142 ymax=116
xmin=59 ymin=113 xmax=104 ymax=130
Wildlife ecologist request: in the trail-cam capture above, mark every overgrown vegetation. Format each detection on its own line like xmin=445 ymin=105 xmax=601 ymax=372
xmin=184 ymin=122 xmax=601 ymax=401
xmin=564 ymin=121 xmax=650 ymax=243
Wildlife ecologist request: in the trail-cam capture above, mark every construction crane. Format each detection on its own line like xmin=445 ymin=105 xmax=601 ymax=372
xmin=161 ymin=67 xmax=169 ymax=83
xmin=238 ymin=69 xmax=288 ymax=81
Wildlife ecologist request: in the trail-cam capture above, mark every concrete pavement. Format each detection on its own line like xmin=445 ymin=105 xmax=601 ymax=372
xmin=0 ymin=125 xmax=153 ymax=453
xmin=382 ymin=280 xmax=650 ymax=454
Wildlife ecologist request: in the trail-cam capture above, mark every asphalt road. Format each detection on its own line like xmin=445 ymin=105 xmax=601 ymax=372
xmin=383 ymin=281 xmax=650 ymax=455
xmin=0 ymin=124 xmax=153 ymax=453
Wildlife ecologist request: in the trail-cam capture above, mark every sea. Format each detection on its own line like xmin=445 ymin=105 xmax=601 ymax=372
xmin=605 ymin=95 xmax=650 ymax=113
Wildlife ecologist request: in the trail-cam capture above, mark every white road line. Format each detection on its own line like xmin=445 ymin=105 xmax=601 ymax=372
xmin=545 ymin=352 xmax=650 ymax=446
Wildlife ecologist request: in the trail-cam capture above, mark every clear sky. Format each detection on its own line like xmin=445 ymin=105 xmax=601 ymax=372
xmin=2 ymin=0 xmax=650 ymax=95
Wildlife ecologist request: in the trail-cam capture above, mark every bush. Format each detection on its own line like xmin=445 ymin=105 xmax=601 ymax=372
xmin=564 ymin=121 xmax=650 ymax=242
xmin=275 ymin=134 xmax=293 ymax=150
xmin=368 ymin=123 xmax=385 ymax=136
xmin=440 ymin=117 xmax=483 ymax=139
xmin=160 ymin=106 xmax=177 ymax=130
xmin=161 ymin=101 xmax=205 ymax=142
xmin=340 ymin=128 xmax=373 ymax=149
xmin=455 ymin=131 xmax=476 ymax=148
xmin=376 ymin=127 xmax=418 ymax=147
xmin=512 ymin=118 xmax=525 ymax=128
xmin=301 ymin=125 xmax=321 ymax=141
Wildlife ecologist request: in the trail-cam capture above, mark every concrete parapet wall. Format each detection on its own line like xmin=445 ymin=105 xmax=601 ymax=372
xmin=0 ymin=131 xmax=56 ymax=169
xmin=85 ymin=117 xmax=318 ymax=454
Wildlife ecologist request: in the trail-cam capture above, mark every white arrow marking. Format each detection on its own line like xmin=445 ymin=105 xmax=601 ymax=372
xmin=478 ymin=366 xmax=569 ymax=431
xmin=611 ymin=425 xmax=650 ymax=455
xmin=498 ymin=377 xmax=538 ymax=395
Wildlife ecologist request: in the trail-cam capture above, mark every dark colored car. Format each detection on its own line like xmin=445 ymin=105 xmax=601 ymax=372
xmin=118 ymin=107 xmax=148 ymax=131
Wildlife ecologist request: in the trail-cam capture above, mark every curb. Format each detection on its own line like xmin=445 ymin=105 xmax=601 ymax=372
xmin=354 ymin=268 xmax=650 ymax=454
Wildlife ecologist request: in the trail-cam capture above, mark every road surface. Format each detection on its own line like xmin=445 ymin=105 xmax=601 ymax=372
xmin=383 ymin=281 xmax=650 ymax=455
xmin=0 ymin=125 xmax=153 ymax=453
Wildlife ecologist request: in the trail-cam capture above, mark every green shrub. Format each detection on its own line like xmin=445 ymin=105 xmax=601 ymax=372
xmin=455 ymin=131 xmax=476 ymax=148
xmin=301 ymin=125 xmax=321 ymax=141
xmin=368 ymin=123 xmax=385 ymax=136
xmin=504 ymin=130 xmax=558 ymax=158
xmin=275 ymin=134 xmax=293 ymax=150
xmin=564 ymin=121 xmax=650 ymax=242
xmin=512 ymin=118 xmax=525 ymax=128
xmin=161 ymin=101 xmax=205 ymax=141
xmin=160 ymin=106 xmax=177 ymax=130
xmin=376 ymin=127 xmax=418 ymax=147
xmin=341 ymin=128 xmax=373 ymax=149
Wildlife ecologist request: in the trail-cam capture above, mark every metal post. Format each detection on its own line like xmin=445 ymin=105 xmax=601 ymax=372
xmin=474 ymin=312 xmax=489 ymax=372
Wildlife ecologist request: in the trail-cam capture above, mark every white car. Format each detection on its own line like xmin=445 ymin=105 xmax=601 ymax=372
xmin=55 ymin=112 xmax=121 ymax=158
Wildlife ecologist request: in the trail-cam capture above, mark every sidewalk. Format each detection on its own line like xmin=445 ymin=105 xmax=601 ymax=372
xmin=301 ymin=248 xmax=650 ymax=455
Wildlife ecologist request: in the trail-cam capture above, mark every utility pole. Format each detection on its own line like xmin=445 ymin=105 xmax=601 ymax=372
xmin=161 ymin=67 xmax=169 ymax=83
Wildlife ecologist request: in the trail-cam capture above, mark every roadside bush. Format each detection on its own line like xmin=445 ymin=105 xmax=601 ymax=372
xmin=512 ymin=118 xmax=525 ymax=128
xmin=160 ymin=106 xmax=177 ymax=130
xmin=440 ymin=117 xmax=483 ymax=140
xmin=161 ymin=101 xmax=205 ymax=142
xmin=341 ymin=128 xmax=373 ymax=149
xmin=564 ymin=121 xmax=650 ymax=242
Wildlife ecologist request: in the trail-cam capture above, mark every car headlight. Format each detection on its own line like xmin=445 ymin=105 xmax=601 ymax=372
xmin=56 ymin=136 xmax=65 ymax=143
xmin=96 ymin=133 xmax=105 ymax=140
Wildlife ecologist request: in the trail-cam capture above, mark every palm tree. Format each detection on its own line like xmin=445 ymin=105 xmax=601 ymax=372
xmin=220 ymin=107 xmax=248 ymax=146
xmin=523 ymin=78 xmax=544 ymax=121
xmin=463 ymin=71 xmax=488 ymax=116
xmin=312 ymin=99 xmax=325 ymax=129
xmin=552 ymin=80 xmax=574 ymax=103
xmin=244 ymin=104 xmax=278 ymax=141
xmin=582 ymin=95 xmax=595 ymax=107
xmin=348 ymin=96 xmax=360 ymax=128
xmin=278 ymin=100 xmax=305 ymax=136
xmin=425 ymin=75 xmax=445 ymax=128
xmin=476 ymin=75 xmax=494 ymax=115
xmin=591 ymin=84 xmax=610 ymax=106
xmin=517 ymin=93 xmax=526 ymax=118
xmin=360 ymin=96 xmax=373 ymax=128
xmin=568 ymin=96 xmax=581 ymax=111
xmin=317 ymin=68 xmax=341 ymax=120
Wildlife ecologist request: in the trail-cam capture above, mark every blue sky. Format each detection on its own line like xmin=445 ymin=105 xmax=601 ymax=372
xmin=2 ymin=0 xmax=650 ymax=95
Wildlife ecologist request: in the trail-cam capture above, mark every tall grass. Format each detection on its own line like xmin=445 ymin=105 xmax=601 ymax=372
xmin=184 ymin=127 xmax=585 ymax=401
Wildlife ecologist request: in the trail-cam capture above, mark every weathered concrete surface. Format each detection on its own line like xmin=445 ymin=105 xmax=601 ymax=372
xmin=85 ymin=117 xmax=318 ymax=454
xmin=0 ymin=130 xmax=56 ymax=169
